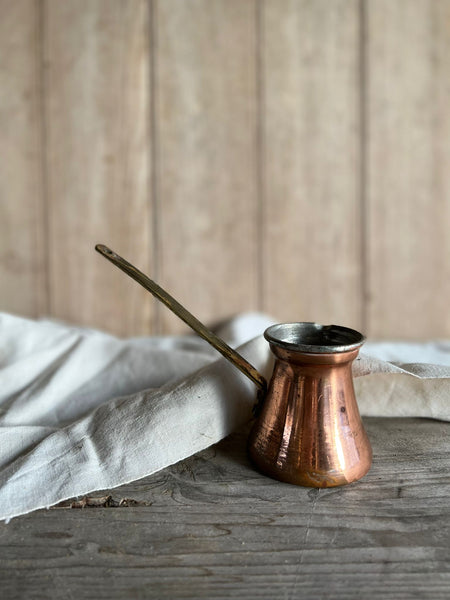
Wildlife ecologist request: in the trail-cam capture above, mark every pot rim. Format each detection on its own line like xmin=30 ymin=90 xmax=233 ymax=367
xmin=264 ymin=322 xmax=365 ymax=354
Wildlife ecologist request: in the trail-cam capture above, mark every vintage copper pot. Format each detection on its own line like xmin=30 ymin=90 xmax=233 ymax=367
xmin=96 ymin=245 xmax=372 ymax=488
xmin=248 ymin=323 xmax=372 ymax=487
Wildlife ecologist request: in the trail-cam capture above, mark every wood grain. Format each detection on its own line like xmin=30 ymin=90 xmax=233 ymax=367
xmin=1 ymin=418 xmax=449 ymax=599
xmin=44 ymin=0 xmax=153 ymax=336
xmin=262 ymin=0 xmax=362 ymax=330
xmin=155 ymin=0 xmax=259 ymax=333
xmin=0 ymin=0 xmax=47 ymax=316
xmin=366 ymin=0 xmax=450 ymax=338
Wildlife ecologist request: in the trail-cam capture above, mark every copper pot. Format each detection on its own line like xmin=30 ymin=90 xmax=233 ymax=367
xmin=96 ymin=246 xmax=372 ymax=488
xmin=248 ymin=323 xmax=372 ymax=487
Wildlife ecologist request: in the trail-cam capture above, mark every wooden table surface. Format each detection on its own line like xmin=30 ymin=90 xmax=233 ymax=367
xmin=1 ymin=418 xmax=449 ymax=599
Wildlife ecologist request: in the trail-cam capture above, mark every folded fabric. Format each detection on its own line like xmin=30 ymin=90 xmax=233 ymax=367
xmin=0 ymin=312 xmax=449 ymax=522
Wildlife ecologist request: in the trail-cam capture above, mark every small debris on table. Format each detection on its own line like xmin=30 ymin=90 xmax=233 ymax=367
xmin=51 ymin=495 xmax=152 ymax=509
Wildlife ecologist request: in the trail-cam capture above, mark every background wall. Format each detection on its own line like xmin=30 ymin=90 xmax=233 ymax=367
xmin=1 ymin=0 xmax=449 ymax=339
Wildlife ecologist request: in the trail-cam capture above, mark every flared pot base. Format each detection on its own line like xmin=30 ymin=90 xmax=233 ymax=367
xmin=247 ymin=442 xmax=372 ymax=488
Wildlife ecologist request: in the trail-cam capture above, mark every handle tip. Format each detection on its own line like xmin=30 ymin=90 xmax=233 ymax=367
xmin=95 ymin=244 xmax=113 ymax=256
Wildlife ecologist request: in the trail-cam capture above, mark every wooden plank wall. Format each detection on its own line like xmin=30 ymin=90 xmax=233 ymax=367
xmin=0 ymin=0 xmax=449 ymax=340
xmin=44 ymin=0 xmax=154 ymax=336
xmin=366 ymin=0 xmax=450 ymax=338
xmin=262 ymin=0 xmax=362 ymax=330
xmin=0 ymin=0 xmax=46 ymax=318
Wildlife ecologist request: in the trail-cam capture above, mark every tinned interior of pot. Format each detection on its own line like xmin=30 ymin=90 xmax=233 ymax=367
xmin=264 ymin=322 xmax=365 ymax=354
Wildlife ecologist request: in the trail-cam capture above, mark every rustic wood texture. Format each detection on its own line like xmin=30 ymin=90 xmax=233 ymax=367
xmin=155 ymin=0 xmax=259 ymax=333
xmin=44 ymin=0 xmax=153 ymax=335
xmin=262 ymin=0 xmax=362 ymax=331
xmin=0 ymin=0 xmax=47 ymax=317
xmin=0 ymin=0 xmax=449 ymax=338
xmin=1 ymin=418 xmax=449 ymax=599
xmin=366 ymin=0 xmax=450 ymax=339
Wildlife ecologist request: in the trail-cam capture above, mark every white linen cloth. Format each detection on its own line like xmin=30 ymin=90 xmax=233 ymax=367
xmin=0 ymin=311 xmax=449 ymax=522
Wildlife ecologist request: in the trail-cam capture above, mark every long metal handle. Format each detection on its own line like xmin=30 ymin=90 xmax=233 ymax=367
xmin=95 ymin=244 xmax=267 ymax=394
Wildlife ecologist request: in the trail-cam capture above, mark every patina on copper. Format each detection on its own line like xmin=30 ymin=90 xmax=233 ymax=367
xmin=248 ymin=323 xmax=372 ymax=487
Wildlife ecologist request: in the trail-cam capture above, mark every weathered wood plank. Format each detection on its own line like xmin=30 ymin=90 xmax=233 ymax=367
xmin=366 ymin=0 xmax=450 ymax=338
xmin=0 ymin=0 xmax=47 ymax=317
xmin=44 ymin=0 xmax=153 ymax=336
xmin=0 ymin=419 xmax=449 ymax=599
xmin=262 ymin=0 xmax=362 ymax=330
xmin=155 ymin=0 xmax=259 ymax=333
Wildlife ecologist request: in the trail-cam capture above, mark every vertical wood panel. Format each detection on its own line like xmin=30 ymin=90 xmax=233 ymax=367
xmin=367 ymin=0 xmax=450 ymax=339
xmin=0 ymin=0 xmax=46 ymax=316
xmin=156 ymin=0 xmax=258 ymax=333
xmin=44 ymin=0 xmax=153 ymax=336
xmin=262 ymin=0 xmax=362 ymax=330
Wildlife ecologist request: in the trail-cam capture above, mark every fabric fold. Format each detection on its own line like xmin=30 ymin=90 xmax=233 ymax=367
xmin=0 ymin=334 xmax=270 ymax=521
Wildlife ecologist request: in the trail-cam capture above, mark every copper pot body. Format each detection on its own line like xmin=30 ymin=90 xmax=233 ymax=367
xmin=248 ymin=323 xmax=372 ymax=487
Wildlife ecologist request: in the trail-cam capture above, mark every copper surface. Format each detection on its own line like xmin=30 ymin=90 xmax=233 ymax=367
xmin=248 ymin=325 xmax=372 ymax=487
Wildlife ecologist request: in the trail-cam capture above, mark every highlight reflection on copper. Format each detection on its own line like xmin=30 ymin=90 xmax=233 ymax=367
xmin=248 ymin=323 xmax=372 ymax=488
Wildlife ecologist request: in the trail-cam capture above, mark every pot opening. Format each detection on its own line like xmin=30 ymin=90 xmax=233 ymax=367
xmin=264 ymin=322 xmax=365 ymax=354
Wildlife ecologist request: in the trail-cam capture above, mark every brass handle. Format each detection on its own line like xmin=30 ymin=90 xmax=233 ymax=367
xmin=95 ymin=244 xmax=267 ymax=395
